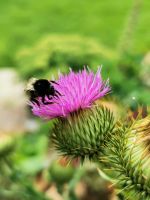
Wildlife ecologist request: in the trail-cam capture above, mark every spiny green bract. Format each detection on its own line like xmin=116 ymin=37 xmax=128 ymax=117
xmin=51 ymin=106 xmax=115 ymax=162
xmin=101 ymin=116 xmax=150 ymax=200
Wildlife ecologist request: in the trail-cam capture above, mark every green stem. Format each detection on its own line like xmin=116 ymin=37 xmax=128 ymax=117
xmin=118 ymin=0 xmax=143 ymax=56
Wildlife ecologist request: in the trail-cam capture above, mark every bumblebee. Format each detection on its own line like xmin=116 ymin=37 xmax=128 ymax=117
xmin=25 ymin=78 xmax=61 ymax=106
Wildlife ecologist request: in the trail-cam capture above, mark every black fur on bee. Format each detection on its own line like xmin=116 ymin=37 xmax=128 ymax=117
xmin=26 ymin=78 xmax=61 ymax=106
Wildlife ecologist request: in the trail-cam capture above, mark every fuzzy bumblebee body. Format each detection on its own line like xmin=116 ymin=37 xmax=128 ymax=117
xmin=25 ymin=78 xmax=61 ymax=106
xmin=26 ymin=77 xmax=37 ymax=91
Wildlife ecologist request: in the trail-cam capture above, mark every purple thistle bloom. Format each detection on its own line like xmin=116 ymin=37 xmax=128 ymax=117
xmin=31 ymin=68 xmax=110 ymax=119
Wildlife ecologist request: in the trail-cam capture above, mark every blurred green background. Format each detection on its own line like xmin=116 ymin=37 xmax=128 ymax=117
xmin=0 ymin=0 xmax=149 ymax=199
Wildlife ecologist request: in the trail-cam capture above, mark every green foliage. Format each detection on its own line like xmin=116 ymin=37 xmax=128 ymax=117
xmin=49 ymin=161 xmax=75 ymax=184
xmin=0 ymin=124 xmax=52 ymax=200
xmin=140 ymin=54 xmax=150 ymax=87
xmin=0 ymin=157 xmax=49 ymax=200
xmin=118 ymin=0 xmax=143 ymax=55
xmin=13 ymin=121 xmax=54 ymax=175
xmin=118 ymin=53 xmax=143 ymax=78
xmin=0 ymin=0 xmax=150 ymax=66
xmin=0 ymin=136 xmax=15 ymax=159
xmin=15 ymin=34 xmax=115 ymax=78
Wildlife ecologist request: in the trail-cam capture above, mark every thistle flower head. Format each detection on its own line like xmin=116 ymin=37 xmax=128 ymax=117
xmin=52 ymin=106 xmax=115 ymax=161
xmin=31 ymin=67 xmax=110 ymax=119
xmin=29 ymin=67 xmax=113 ymax=161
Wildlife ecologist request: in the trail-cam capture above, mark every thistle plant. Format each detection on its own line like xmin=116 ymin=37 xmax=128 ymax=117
xmin=100 ymin=116 xmax=150 ymax=200
xmin=30 ymin=68 xmax=150 ymax=199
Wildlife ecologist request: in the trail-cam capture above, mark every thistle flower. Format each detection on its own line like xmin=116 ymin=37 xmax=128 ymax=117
xmin=31 ymin=68 xmax=110 ymax=119
xmin=29 ymin=68 xmax=114 ymax=161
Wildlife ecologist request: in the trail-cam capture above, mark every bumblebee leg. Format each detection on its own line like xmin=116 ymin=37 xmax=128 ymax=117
xmin=50 ymin=80 xmax=59 ymax=85
xmin=47 ymin=95 xmax=53 ymax=100
xmin=43 ymin=101 xmax=54 ymax=105
xmin=55 ymin=90 xmax=62 ymax=96
xmin=31 ymin=98 xmax=40 ymax=106
xmin=54 ymin=93 xmax=59 ymax=98
xmin=42 ymin=96 xmax=53 ymax=105
xmin=42 ymin=96 xmax=46 ymax=104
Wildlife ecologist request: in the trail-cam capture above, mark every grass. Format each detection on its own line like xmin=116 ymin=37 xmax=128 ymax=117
xmin=0 ymin=0 xmax=150 ymax=66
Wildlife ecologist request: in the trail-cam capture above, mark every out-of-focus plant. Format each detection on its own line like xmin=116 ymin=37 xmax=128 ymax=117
xmin=118 ymin=0 xmax=143 ymax=56
xmin=29 ymin=68 xmax=150 ymax=200
xmin=140 ymin=52 xmax=150 ymax=87
xmin=49 ymin=160 xmax=75 ymax=185
xmin=0 ymin=122 xmax=52 ymax=200
xmin=74 ymin=164 xmax=117 ymax=200
xmin=0 ymin=68 xmax=53 ymax=199
xmin=15 ymin=34 xmax=116 ymax=78
xmin=114 ymin=0 xmax=149 ymax=106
